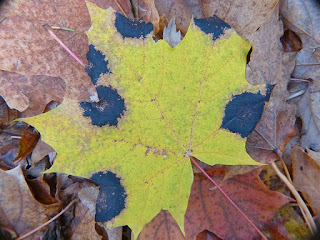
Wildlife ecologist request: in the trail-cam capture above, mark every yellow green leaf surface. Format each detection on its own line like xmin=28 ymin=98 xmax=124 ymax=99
xmin=23 ymin=2 xmax=265 ymax=238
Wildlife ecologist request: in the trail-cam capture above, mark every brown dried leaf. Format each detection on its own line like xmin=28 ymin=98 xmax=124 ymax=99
xmin=292 ymin=145 xmax=320 ymax=217
xmin=0 ymin=166 xmax=61 ymax=239
xmin=52 ymin=174 xmax=101 ymax=239
xmin=137 ymin=0 xmax=160 ymax=34
xmin=0 ymin=71 xmax=65 ymax=115
xmin=88 ymin=0 xmax=134 ymax=18
xmin=280 ymin=0 xmax=320 ymax=151
xmin=139 ymin=167 xmax=290 ymax=240
xmin=0 ymin=96 xmax=19 ymax=128
xmin=14 ymin=129 xmax=40 ymax=162
xmin=246 ymin=54 xmax=296 ymax=164
xmin=154 ymin=0 xmax=192 ymax=35
xmin=0 ymin=0 xmax=97 ymax=114
xmin=295 ymin=87 xmax=320 ymax=151
xmin=31 ymin=139 xmax=55 ymax=165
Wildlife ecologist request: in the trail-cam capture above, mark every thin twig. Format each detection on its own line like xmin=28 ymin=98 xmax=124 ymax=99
xmin=190 ymin=156 xmax=268 ymax=240
xmin=114 ymin=0 xmax=128 ymax=18
xmin=270 ymin=161 xmax=317 ymax=235
xmin=296 ymin=63 xmax=320 ymax=66
xmin=17 ymin=199 xmax=78 ymax=240
xmin=43 ymin=24 xmax=85 ymax=67
xmin=290 ymin=78 xmax=312 ymax=83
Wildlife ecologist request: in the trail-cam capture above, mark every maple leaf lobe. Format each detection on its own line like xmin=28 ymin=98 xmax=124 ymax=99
xmin=115 ymin=13 xmax=153 ymax=39
xmin=86 ymin=44 xmax=111 ymax=85
xmin=194 ymin=16 xmax=231 ymax=41
xmin=221 ymin=85 xmax=272 ymax=137
xmin=80 ymin=85 xmax=126 ymax=127
xmin=91 ymin=171 xmax=127 ymax=222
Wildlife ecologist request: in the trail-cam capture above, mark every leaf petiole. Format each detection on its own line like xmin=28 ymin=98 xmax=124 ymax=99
xmin=190 ymin=156 xmax=268 ymax=240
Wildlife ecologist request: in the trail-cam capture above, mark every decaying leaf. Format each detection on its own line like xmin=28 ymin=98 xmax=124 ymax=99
xmin=0 ymin=166 xmax=61 ymax=239
xmin=292 ymin=146 xmax=320 ymax=217
xmin=22 ymin=2 xmax=272 ymax=237
xmin=139 ymin=167 xmax=290 ymax=240
xmin=281 ymin=0 xmax=320 ymax=151
xmin=14 ymin=129 xmax=40 ymax=162
xmin=0 ymin=0 xmax=97 ymax=114
xmin=246 ymin=54 xmax=296 ymax=164
xmin=163 ymin=17 xmax=181 ymax=48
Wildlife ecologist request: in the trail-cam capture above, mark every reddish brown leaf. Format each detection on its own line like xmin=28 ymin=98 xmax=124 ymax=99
xmin=292 ymin=146 xmax=320 ymax=217
xmin=88 ymin=0 xmax=134 ymax=18
xmin=0 ymin=71 xmax=65 ymax=115
xmin=138 ymin=210 xmax=184 ymax=240
xmin=0 ymin=0 xmax=97 ymax=115
xmin=139 ymin=167 xmax=290 ymax=240
xmin=14 ymin=129 xmax=40 ymax=162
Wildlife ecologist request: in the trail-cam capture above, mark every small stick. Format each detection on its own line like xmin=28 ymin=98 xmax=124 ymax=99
xmin=296 ymin=63 xmax=320 ymax=66
xmin=190 ymin=156 xmax=268 ymax=240
xmin=290 ymin=78 xmax=312 ymax=83
xmin=50 ymin=26 xmax=75 ymax=32
xmin=43 ymin=24 xmax=85 ymax=67
xmin=270 ymin=161 xmax=317 ymax=234
xmin=114 ymin=0 xmax=128 ymax=18
xmin=16 ymin=199 xmax=78 ymax=240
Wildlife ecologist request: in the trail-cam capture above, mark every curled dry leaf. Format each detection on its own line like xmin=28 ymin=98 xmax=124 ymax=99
xmin=292 ymin=146 xmax=320 ymax=218
xmin=0 ymin=0 xmax=97 ymax=115
xmin=246 ymin=53 xmax=296 ymax=164
xmin=54 ymin=174 xmax=101 ymax=240
xmin=281 ymin=0 xmax=320 ymax=151
xmin=0 ymin=166 xmax=61 ymax=239
xmin=14 ymin=129 xmax=40 ymax=162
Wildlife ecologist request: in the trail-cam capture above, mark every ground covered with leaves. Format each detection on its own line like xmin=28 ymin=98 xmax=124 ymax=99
xmin=0 ymin=0 xmax=319 ymax=240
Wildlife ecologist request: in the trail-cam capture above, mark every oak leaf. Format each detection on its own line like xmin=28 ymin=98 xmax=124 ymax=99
xmin=23 ymin=2 xmax=270 ymax=237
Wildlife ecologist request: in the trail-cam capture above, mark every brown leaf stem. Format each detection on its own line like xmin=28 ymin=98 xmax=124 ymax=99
xmin=16 ymin=199 xmax=78 ymax=240
xmin=270 ymin=161 xmax=317 ymax=234
xmin=190 ymin=156 xmax=268 ymax=240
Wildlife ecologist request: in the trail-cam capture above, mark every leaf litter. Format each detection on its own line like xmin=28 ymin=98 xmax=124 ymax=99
xmin=0 ymin=0 xmax=320 ymax=239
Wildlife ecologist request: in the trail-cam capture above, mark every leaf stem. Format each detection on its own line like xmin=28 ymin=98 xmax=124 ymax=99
xmin=43 ymin=24 xmax=85 ymax=67
xmin=16 ymin=199 xmax=78 ymax=240
xmin=270 ymin=161 xmax=317 ymax=234
xmin=190 ymin=156 xmax=268 ymax=240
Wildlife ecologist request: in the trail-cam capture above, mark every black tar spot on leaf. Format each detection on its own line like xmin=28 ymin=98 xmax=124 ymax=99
xmin=86 ymin=44 xmax=111 ymax=85
xmin=221 ymin=85 xmax=273 ymax=138
xmin=80 ymin=86 xmax=126 ymax=127
xmin=115 ymin=12 xmax=153 ymax=39
xmin=194 ymin=16 xmax=231 ymax=41
xmin=91 ymin=171 xmax=127 ymax=222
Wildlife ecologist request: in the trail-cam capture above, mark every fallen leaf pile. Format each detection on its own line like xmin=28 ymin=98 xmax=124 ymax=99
xmin=1 ymin=0 xmax=320 ymax=239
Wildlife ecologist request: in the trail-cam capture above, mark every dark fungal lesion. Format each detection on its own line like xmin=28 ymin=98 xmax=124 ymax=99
xmin=194 ymin=16 xmax=231 ymax=41
xmin=85 ymin=44 xmax=111 ymax=85
xmin=90 ymin=171 xmax=127 ymax=222
xmin=115 ymin=12 xmax=153 ymax=39
xmin=221 ymin=85 xmax=273 ymax=138
xmin=80 ymin=85 xmax=126 ymax=127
